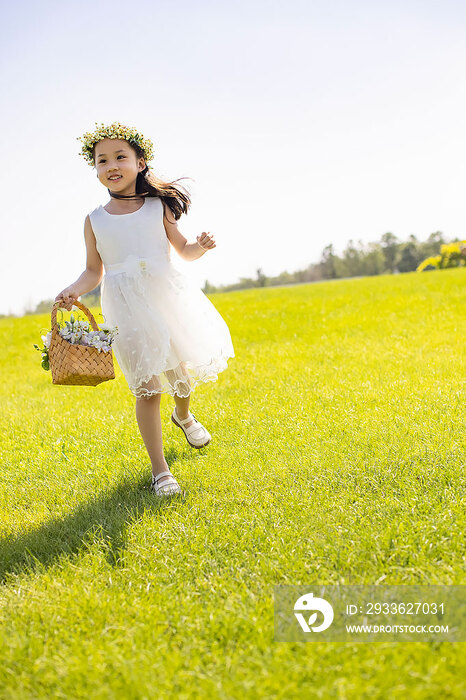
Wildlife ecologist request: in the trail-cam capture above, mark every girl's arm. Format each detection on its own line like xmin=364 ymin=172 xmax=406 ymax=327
xmin=55 ymin=216 xmax=103 ymax=309
xmin=162 ymin=202 xmax=216 ymax=261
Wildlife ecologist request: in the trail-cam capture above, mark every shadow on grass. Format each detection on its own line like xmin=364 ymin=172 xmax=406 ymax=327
xmin=0 ymin=445 xmax=200 ymax=585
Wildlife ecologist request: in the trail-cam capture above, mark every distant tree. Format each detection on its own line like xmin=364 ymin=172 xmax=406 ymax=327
xmin=202 ymin=280 xmax=217 ymax=294
xmin=320 ymin=244 xmax=338 ymax=279
xmin=425 ymin=231 xmax=446 ymax=252
xmin=380 ymin=232 xmax=399 ymax=273
xmin=256 ymin=268 xmax=267 ymax=287
xmin=398 ymin=236 xmax=421 ymax=272
xmin=361 ymin=242 xmax=386 ymax=276
xmin=341 ymin=239 xmax=365 ymax=277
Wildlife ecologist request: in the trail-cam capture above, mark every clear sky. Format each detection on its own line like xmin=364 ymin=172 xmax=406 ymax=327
xmin=1 ymin=0 xmax=465 ymax=316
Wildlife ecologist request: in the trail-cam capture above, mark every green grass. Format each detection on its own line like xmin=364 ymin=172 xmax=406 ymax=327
xmin=0 ymin=268 xmax=465 ymax=699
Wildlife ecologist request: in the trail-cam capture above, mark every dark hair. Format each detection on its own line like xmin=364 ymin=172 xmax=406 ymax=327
xmin=92 ymin=140 xmax=192 ymax=222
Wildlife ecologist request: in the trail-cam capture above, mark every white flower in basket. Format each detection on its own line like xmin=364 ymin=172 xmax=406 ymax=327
xmin=34 ymin=311 xmax=119 ymax=372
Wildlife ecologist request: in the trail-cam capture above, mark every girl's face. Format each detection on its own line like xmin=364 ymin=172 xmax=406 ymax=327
xmin=94 ymin=138 xmax=145 ymax=192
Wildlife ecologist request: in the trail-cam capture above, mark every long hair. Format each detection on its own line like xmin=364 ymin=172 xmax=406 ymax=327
xmin=93 ymin=140 xmax=192 ymax=222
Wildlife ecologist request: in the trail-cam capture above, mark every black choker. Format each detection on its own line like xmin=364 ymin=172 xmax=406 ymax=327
xmin=107 ymin=190 xmax=148 ymax=200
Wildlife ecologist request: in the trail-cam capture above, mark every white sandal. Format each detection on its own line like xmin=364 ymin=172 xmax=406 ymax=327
xmin=171 ymin=407 xmax=211 ymax=448
xmin=150 ymin=470 xmax=182 ymax=497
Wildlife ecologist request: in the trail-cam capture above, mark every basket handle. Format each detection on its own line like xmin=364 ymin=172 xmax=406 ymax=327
xmin=51 ymin=299 xmax=101 ymax=335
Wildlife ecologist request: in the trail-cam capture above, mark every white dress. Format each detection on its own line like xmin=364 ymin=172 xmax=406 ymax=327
xmin=88 ymin=196 xmax=235 ymax=399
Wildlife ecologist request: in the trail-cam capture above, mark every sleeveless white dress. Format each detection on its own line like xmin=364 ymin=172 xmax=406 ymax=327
xmin=88 ymin=196 xmax=235 ymax=399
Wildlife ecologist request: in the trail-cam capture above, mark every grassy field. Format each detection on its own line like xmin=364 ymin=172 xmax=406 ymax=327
xmin=0 ymin=268 xmax=465 ymax=699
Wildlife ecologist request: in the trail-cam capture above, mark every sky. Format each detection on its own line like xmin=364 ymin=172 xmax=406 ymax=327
xmin=1 ymin=0 xmax=466 ymax=316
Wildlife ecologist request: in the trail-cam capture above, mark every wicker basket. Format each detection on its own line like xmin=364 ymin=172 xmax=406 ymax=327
xmin=49 ymin=299 xmax=115 ymax=387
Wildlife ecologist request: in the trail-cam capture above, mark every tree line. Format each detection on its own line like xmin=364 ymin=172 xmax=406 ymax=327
xmin=15 ymin=230 xmax=466 ymax=317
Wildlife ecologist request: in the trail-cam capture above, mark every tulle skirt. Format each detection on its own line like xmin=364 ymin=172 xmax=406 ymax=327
xmin=100 ymin=261 xmax=235 ymax=399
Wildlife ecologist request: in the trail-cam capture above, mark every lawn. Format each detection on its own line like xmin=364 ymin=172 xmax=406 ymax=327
xmin=0 ymin=268 xmax=465 ymax=699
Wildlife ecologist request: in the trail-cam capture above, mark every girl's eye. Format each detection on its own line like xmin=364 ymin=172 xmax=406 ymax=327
xmin=98 ymin=155 xmax=125 ymax=163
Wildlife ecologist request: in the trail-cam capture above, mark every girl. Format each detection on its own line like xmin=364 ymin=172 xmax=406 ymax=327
xmin=55 ymin=122 xmax=235 ymax=498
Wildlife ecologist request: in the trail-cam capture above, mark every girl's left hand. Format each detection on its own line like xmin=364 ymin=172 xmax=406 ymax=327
xmin=197 ymin=232 xmax=216 ymax=251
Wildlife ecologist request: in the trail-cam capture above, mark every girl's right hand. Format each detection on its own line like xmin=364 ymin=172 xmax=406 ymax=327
xmin=55 ymin=287 xmax=79 ymax=311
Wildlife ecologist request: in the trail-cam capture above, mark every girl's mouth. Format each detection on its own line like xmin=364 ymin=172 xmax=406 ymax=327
xmin=108 ymin=176 xmax=122 ymax=181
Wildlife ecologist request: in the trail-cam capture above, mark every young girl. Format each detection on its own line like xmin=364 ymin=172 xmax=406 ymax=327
xmin=55 ymin=121 xmax=235 ymax=498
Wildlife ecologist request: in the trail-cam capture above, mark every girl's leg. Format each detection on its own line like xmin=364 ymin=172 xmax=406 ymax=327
xmin=173 ymin=392 xmax=194 ymax=427
xmin=165 ymin=366 xmax=194 ymax=427
xmin=135 ymin=392 xmax=173 ymax=486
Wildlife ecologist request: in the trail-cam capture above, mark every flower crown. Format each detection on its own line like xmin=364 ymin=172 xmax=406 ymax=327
xmin=76 ymin=121 xmax=155 ymax=166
